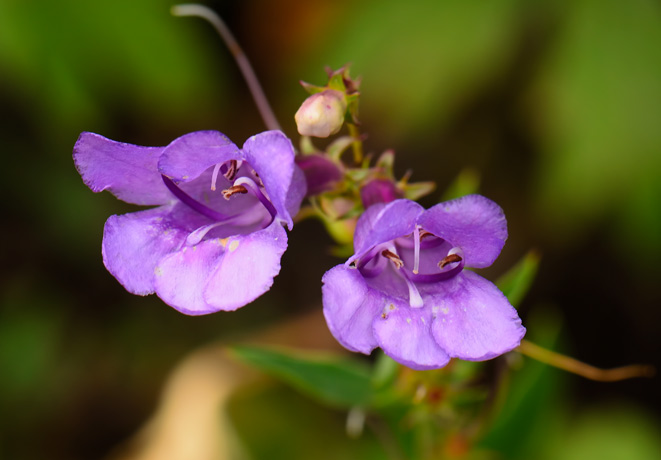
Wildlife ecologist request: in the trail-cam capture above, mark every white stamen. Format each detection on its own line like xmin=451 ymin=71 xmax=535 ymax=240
xmin=186 ymin=222 xmax=225 ymax=245
xmin=406 ymin=279 xmax=424 ymax=308
xmin=210 ymin=163 xmax=223 ymax=191
xmin=413 ymin=225 xmax=421 ymax=274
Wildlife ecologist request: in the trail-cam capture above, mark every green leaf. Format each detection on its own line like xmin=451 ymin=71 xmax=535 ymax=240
xmin=229 ymin=345 xmax=373 ymax=408
xmin=496 ymin=250 xmax=541 ymax=308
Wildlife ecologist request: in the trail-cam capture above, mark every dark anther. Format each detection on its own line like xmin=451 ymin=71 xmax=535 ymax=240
xmin=438 ymin=253 xmax=462 ymax=269
xmin=419 ymin=230 xmax=434 ymax=240
xmin=222 ymin=184 xmax=248 ymax=200
xmin=252 ymin=169 xmax=264 ymax=187
xmin=223 ymin=160 xmax=238 ymax=181
xmin=381 ymin=249 xmax=404 ymax=269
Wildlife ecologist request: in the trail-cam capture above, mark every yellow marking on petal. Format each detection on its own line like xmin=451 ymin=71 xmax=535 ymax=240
xmin=154 ymin=267 xmax=163 ymax=277
xmin=440 ymin=307 xmax=449 ymax=315
xmin=218 ymin=238 xmax=229 ymax=247
xmin=229 ymin=240 xmax=240 ymax=252
xmin=406 ymin=318 xmax=412 ymax=324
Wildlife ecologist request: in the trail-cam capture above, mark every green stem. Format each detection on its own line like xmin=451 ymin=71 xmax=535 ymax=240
xmin=347 ymin=123 xmax=363 ymax=164
xmin=518 ymin=339 xmax=655 ymax=381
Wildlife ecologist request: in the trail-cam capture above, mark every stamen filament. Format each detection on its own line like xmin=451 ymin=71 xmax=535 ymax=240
xmin=210 ymin=163 xmax=223 ymax=191
xmin=186 ymin=222 xmax=225 ymax=245
xmin=162 ymin=175 xmax=232 ymax=221
xmin=233 ymin=176 xmax=278 ymax=222
xmin=224 ymin=159 xmax=239 ymax=181
xmin=400 ymin=271 xmax=424 ymax=308
xmin=413 ymin=226 xmax=421 ymax=274
xmin=381 ymin=249 xmax=404 ymax=269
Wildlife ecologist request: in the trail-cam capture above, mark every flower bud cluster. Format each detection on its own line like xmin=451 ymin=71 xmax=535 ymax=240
xmin=294 ymin=65 xmax=359 ymax=139
xmin=294 ymin=67 xmax=435 ymax=252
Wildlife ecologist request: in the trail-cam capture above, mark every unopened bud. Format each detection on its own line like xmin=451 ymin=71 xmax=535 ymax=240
xmin=295 ymin=89 xmax=347 ymax=138
xmin=295 ymin=154 xmax=343 ymax=196
xmin=360 ymin=179 xmax=403 ymax=208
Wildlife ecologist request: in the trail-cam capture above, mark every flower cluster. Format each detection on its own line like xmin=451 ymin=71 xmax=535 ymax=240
xmin=74 ymin=66 xmax=524 ymax=370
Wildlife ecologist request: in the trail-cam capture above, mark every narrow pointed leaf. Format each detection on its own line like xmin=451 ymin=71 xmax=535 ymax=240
xmin=229 ymin=345 xmax=373 ymax=408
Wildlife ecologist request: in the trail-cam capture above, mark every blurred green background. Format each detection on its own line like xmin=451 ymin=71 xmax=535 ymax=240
xmin=0 ymin=0 xmax=659 ymax=459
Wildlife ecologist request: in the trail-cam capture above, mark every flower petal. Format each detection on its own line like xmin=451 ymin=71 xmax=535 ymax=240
xmin=430 ymin=271 xmax=525 ymax=361
xmin=373 ymin=301 xmax=451 ymax=370
xmin=102 ymin=206 xmax=188 ymax=295
xmin=158 ymin=131 xmax=241 ymax=182
xmin=285 ymin=165 xmax=307 ymax=219
xmin=352 ymin=199 xmax=424 ymax=261
xmin=417 ymin=194 xmax=507 ymax=268
xmin=203 ymin=221 xmax=288 ymax=311
xmin=74 ymin=132 xmax=172 ymax=205
xmin=152 ymin=238 xmax=227 ymax=315
xmin=242 ymin=131 xmax=296 ymax=228
xmin=321 ymin=265 xmax=381 ymax=354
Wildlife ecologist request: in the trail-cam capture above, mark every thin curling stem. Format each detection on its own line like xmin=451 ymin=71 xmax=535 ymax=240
xmin=517 ymin=339 xmax=655 ymax=382
xmin=172 ymin=4 xmax=281 ymax=131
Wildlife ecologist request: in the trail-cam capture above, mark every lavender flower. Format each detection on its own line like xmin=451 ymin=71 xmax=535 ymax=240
xmin=322 ymin=196 xmax=525 ymax=370
xmin=74 ymin=130 xmax=306 ymax=315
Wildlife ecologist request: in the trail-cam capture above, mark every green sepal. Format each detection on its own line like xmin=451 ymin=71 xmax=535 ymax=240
xmin=327 ymin=72 xmax=347 ymax=92
xmin=402 ymin=180 xmax=436 ymax=201
xmin=299 ymin=80 xmax=326 ymax=95
xmin=375 ymin=150 xmax=395 ymax=176
xmin=327 ymin=136 xmax=356 ymax=161
xmin=345 ymin=168 xmax=371 ymax=183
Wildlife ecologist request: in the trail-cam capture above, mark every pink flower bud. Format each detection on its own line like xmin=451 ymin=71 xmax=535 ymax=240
xmin=295 ymin=89 xmax=347 ymax=138
xmin=295 ymin=153 xmax=343 ymax=196
xmin=360 ymin=178 xmax=403 ymax=208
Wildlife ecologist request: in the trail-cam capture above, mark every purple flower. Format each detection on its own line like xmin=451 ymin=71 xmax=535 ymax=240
xmin=74 ymin=130 xmax=306 ymax=315
xmin=322 ymin=196 xmax=525 ymax=370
